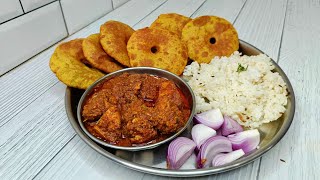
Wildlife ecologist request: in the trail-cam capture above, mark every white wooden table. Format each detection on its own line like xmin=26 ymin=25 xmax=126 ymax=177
xmin=1 ymin=0 xmax=319 ymax=179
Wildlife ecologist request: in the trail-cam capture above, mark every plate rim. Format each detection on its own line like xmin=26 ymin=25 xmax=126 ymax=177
xmin=64 ymin=40 xmax=295 ymax=177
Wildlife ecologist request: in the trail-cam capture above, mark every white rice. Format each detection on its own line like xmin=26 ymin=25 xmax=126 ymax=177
xmin=183 ymin=52 xmax=288 ymax=128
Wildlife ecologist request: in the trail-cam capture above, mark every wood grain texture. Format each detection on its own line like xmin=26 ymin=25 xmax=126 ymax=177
xmin=134 ymin=0 xmax=206 ymax=29
xmin=0 ymin=0 xmax=167 ymax=179
xmin=234 ymin=0 xmax=288 ymax=60
xmin=112 ymin=0 xmax=129 ymax=9
xmin=257 ymin=0 xmax=320 ymax=179
xmin=0 ymin=83 xmax=74 ymax=179
xmin=191 ymin=0 xmax=246 ymax=22
xmin=34 ymin=136 xmax=145 ymax=180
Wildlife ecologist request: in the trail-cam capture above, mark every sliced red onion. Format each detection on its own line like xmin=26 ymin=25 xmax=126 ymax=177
xmin=216 ymin=129 xmax=222 ymax=136
xmin=212 ymin=149 xmax=245 ymax=166
xmin=228 ymin=129 xmax=260 ymax=153
xmin=221 ymin=115 xmax=243 ymax=136
xmin=194 ymin=109 xmax=224 ymax=130
xmin=196 ymin=150 xmax=201 ymax=167
xmin=167 ymin=137 xmax=196 ymax=169
xmin=191 ymin=124 xmax=217 ymax=149
xmin=197 ymin=136 xmax=232 ymax=168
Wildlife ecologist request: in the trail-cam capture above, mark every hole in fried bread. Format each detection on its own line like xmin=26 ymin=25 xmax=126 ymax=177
xmin=151 ymin=46 xmax=157 ymax=53
xmin=210 ymin=37 xmax=216 ymax=44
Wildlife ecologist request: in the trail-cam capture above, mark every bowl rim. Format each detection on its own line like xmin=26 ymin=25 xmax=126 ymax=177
xmin=76 ymin=67 xmax=196 ymax=151
xmin=66 ymin=40 xmax=296 ymax=176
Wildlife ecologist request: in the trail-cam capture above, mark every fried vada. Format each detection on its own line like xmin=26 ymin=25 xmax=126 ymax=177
xmin=182 ymin=15 xmax=239 ymax=63
xmin=49 ymin=39 xmax=104 ymax=89
xmin=82 ymin=33 xmax=124 ymax=73
xmin=100 ymin=20 xmax=135 ymax=67
xmin=150 ymin=13 xmax=191 ymax=37
xmin=127 ymin=27 xmax=188 ymax=75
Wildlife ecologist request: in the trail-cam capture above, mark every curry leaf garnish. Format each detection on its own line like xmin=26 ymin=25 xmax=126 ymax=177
xmin=236 ymin=63 xmax=248 ymax=73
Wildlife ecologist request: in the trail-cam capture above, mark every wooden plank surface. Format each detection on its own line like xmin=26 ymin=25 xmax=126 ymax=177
xmin=257 ymin=0 xmax=320 ymax=179
xmin=134 ymin=0 xmax=206 ymax=29
xmin=191 ymin=0 xmax=246 ymax=22
xmin=233 ymin=0 xmax=288 ymax=59
xmin=0 ymin=83 xmax=73 ymax=179
xmin=34 ymin=136 xmax=145 ymax=180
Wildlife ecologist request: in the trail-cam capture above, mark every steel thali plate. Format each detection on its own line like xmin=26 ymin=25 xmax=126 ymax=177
xmin=65 ymin=40 xmax=295 ymax=177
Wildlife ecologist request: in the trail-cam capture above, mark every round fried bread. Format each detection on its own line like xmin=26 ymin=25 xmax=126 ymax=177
xmin=100 ymin=20 xmax=135 ymax=67
xmin=182 ymin=16 xmax=239 ymax=63
xmin=127 ymin=28 xmax=188 ymax=75
xmin=150 ymin=13 xmax=191 ymax=37
xmin=50 ymin=39 xmax=85 ymax=73
xmin=82 ymin=33 xmax=124 ymax=73
xmin=49 ymin=39 xmax=104 ymax=89
xmin=52 ymin=38 xmax=97 ymax=68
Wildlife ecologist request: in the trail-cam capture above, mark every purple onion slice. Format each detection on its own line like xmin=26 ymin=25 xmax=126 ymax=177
xmin=212 ymin=149 xmax=245 ymax=166
xmin=194 ymin=109 xmax=224 ymax=130
xmin=191 ymin=124 xmax=217 ymax=149
xmin=221 ymin=115 xmax=243 ymax=136
xmin=167 ymin=137 xmax=196 ymax=169
xmin=216 ymin=128 xmax=222 ymax=136
xmin=228 ymin=129 xmax=260 ymax=153
xmin=197 ymin=136 xmax=232 ymax=168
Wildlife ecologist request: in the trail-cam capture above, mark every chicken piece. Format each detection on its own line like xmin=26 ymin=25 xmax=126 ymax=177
xmin=120 ymin=98 xmax=145 ymax=124
xmin=82 ymin=89 xmax=110 ymax=121
xmin=140 ymin=75 xmax=163 ymax=101
xmin=155 ymin=107 xmax=184 ymax=134
xmin=126 ymin=118 xmax=157 ymax=144
xmin=154 ymin=81 xmax=186 ymax=134
xmin=104 ymin=73 xmax=142 ymax=104
xmin=93 ymin=106 xmax=121 ymax=142
xmin=157 ymin=81 xmax=183 ymax=107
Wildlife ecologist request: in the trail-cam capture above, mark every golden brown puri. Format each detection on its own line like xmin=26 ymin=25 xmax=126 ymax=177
xmin=182 ymin=15 xmax=239 ymax=63
xmin=127 ymin=27 xmax=188 ymax=75
xmin=54 ymin=39 xmax=86 ymax=60
xmin=50 ymin=39 xmax=85 ymax=72
xmin=49 ymin=39 xmax=105 ymax=89
xmin=82 ymin=33 xmax=124 ymax=73
xmin=100 ymin=20 xmax=135 ymax=67
xmin=150 ymin=13 xmax=191 ymax=37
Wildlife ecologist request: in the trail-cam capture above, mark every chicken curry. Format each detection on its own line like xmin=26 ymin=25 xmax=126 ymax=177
xmin=82 ymin=73 xmax=191 ymax=146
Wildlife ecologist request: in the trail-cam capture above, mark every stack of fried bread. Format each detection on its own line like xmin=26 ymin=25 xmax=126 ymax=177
xmin=49 ymin=13 xmax=239 ymax=89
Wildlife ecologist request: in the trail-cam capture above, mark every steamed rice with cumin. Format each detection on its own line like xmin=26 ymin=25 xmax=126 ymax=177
xmin=183 ymin=52 xmax=288 ymax=128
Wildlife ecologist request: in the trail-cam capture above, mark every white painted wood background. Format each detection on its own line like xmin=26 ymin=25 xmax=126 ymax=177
xmin=0 ymin=0 xmax=319 ymax=179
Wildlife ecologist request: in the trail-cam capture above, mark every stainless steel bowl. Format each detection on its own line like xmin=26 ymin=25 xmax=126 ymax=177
xmin=77 ymin=67 xmax=196 ymax=151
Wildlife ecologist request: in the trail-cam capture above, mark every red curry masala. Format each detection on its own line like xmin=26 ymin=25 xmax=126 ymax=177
xmin=82 ymin=73 xmax=191 ymax=146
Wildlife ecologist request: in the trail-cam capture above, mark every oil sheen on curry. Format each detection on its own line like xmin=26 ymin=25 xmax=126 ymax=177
xmin=82 ymin=73 xmax=191 ymax=146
